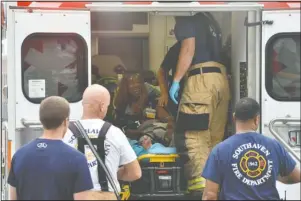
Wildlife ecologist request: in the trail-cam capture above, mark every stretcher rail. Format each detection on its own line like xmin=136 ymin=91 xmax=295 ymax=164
xmin=268 ymin=118 xmax=301 ymax=163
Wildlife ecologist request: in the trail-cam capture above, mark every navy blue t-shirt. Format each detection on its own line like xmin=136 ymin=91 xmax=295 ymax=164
xmin=8 ymin=138 xmax=93 ymax=200
xmin=174 ymin=14 xmax=222 ymax=65
xmin=202 ymin=132 xmax=297 ymax=200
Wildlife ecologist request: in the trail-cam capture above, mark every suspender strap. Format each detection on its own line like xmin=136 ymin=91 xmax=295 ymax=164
xmin=69 ymin=121 xmax=82 ymax=138
xmin=69 ymin=122 xmax=86 ymax=154
xmin=68 ymin=121 xmax=112 ymax=191
xmin=97 ymin=122 xmax=112 ymax=191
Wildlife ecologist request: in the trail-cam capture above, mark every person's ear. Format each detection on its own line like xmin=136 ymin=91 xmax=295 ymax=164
xmin=65 ymin=118 xmax=69 ymax=128
xmin=99 ymin=102 xmax=105 ymax=112
xmin=255 ymin=115 xmax=260 ymax=127
xmin=61 ymin=118 xmax=69 ymax=138
xmin=62 ymin=118 xmax=68 ymax=128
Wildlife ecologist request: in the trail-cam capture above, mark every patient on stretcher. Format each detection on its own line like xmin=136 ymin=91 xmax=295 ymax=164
xmin=129 ymin=135 xmax=176 ymax=157
xmin=129 ymin=116 xmax=176 ymax=157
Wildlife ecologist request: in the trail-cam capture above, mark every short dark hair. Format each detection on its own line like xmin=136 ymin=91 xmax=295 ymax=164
xmin=39 ymin=96 xmax=70 ymax=129
xmin=234 ymin=97 xmax=260 ymax=121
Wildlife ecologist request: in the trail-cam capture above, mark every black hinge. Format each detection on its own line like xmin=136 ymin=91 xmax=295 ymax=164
xmin=244 ymin=18 xmax=274 ymax=27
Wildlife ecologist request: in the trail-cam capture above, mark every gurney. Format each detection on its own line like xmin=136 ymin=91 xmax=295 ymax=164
xmin=120 ymin=153 xmax=186 ymax=200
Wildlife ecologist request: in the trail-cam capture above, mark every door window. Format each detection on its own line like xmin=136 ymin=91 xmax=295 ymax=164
xmin=21 ymin=33 xmax=88 ymax=103
xmin=266 ymin=33 xmax=300 ymax=101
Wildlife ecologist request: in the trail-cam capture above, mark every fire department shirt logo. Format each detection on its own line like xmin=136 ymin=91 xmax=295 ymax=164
xmin=240 ymin=150 xmax=267 ymax=178
xmin=231 ymin=143 xmax=273 ymax=186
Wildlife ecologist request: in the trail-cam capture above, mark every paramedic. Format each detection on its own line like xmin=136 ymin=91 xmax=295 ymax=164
xmin=202 ymin=97 xmax=301 ymax=200
xmin=7 ymin=96 xmax=93 ymax=200
xmin=157 ymin=42 xmax=182 ymax=118
xmin=169 ymin=13 xmax=230 ymax=194
xmin=63 ymin=84 xmax=141 ymax=194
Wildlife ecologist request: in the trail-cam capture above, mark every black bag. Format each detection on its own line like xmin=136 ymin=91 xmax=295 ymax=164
xmin=69 ymin=121 xmax=112 ymax=191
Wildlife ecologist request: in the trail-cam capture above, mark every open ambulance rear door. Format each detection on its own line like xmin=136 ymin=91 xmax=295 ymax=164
xmin=6 ymin=4 xmax=91 ymax=156
xmin=261 ymin=7 xmax=301 ymax=200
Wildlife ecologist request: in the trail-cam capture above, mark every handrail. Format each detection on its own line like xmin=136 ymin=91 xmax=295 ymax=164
xmin=21 ymin=119 xmax=42 ymax=126
xmin=21 ymin=118 xmax=77 ymax=127
xmin=268 ymin=118 xmax=301 ymax=163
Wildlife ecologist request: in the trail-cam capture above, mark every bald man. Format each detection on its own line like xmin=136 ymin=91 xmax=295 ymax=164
xmin=63 ymin=84 xmax=141 ymax=195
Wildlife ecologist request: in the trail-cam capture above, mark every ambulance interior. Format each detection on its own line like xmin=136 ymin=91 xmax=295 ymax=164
xmin=87 ymin=11 xmax=248 ymax=137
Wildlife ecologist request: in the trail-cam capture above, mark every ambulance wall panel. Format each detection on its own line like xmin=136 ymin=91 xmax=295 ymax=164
xmin=231 ymin=11 xmax=247 ymax=110
xmin=149 ymin=15 xmax=166 ymax=72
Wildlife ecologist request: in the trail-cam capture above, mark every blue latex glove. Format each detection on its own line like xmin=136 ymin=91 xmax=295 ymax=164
xmin=169 ymin=81 xmax=180 ymax=104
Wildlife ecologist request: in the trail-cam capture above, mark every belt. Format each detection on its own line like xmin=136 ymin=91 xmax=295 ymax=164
xmin=188 ymin=67 xmax=221 ymax=77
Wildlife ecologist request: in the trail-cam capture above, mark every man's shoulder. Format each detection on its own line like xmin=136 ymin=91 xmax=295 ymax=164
xmin=70 ymin=119 xmax=126 ymax=140
xmin=106 ymin=123 xmax=126 ymax=139
xmin=221 ymin=132 xmax=280 ymax=149
xmin=66 ymin=118 xmax=127 ymax=144
xmin=13 ymin=139 xmax=37 ymax=156
xmin=211 ymin=135 xmax=243 ymax=153
xmin=211 ymin=141 xmax=226 ymax=154
xmin=66 ymin=119 xmax=105 ymax=137
xmin=258 ymin=134 xmax=282 ymax=149
xmin=243 ymin=132 xmax=280 ymax=145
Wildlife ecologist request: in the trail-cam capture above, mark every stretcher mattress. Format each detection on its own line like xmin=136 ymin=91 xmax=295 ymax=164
xmin=129 ymin=139 xmax=177 ymax=157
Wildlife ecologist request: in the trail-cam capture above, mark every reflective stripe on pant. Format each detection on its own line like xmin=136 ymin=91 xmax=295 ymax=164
xmin=174 ymin=61 xmax=230 ymax=192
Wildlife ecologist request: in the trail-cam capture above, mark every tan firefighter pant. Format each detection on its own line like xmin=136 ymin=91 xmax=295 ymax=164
xmin=174 ymin=61 xmax=230 ymax=192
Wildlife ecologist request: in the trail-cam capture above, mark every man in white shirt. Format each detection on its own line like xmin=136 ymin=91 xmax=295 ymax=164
xmin=63 ymin=84 xmax=141 ymax=193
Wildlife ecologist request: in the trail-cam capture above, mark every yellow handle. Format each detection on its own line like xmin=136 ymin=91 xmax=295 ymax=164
xmin=138 ymin=154 xmax=179 ymax=162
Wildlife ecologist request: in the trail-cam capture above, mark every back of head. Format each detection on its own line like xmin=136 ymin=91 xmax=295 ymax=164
xmin=39 ymin=96 xmax=70 ymax=130
xmin=82 ymin=84 xmax=111 ymax=119
xmin=234 ymin=97 xmax=260 ymax=122
xmin=83 ymin=84 xmax=110 ymax=102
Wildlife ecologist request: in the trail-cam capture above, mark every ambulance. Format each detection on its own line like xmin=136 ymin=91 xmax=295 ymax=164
xmin=1 ymin=1 xmax=300 ymax=200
